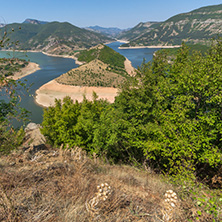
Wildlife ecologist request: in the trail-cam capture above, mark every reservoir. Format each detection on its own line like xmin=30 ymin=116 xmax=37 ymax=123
xmin=0 ymin=42 xmax=160 ymax=126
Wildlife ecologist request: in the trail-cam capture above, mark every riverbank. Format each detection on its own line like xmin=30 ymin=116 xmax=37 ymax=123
xmin=7 ymin=62 xmax=40 ymax=80
xmin=42 ymin=52 xmax=84 ymax=65
xmin=119 ymin=45 xmax=181 ymax=49
xmin=124 ymin=58 xmax=136 ymax=76
xmin=35 ymin=80 xmax=119 ymax=107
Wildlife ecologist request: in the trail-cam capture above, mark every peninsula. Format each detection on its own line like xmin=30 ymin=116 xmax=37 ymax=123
xmin=0 ymin=58 xmax=40 ymax=80
xmin=35 ymin=44 xmax=135 ymax=107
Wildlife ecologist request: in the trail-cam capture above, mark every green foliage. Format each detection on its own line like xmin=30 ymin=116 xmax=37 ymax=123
xmin=41 ymin=95 xmax=109 ymax=151
xmin=0 ymin=58 xmax=28 ymax=77
xmin=0 ymin=33 xmax=29 ymax=155
xmin=77 ymin=48 xmax=98 ymax=63
xmin=171 ymin=176 xmax=222 ymax=221
xmin=0 ymin=126 xmax=25 ymax=155
xmin=41 ymin=39 xmax=222 ymax=184
xmin=159 ymin=44 xmax=210 ymax=59
xmin=99 ymin=45 xmax=125 ymax=69
xmin=94 ymin=40 xmax=222 ymax=177
xmin=77 ymin=44 xmax=126 ymax=70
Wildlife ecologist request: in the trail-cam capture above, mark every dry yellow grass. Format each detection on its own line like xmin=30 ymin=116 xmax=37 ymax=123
xmin=0 ymin=143 xmax=219 ymax=221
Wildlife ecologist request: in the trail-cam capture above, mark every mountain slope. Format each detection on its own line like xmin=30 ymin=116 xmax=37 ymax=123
xmin=118 ymin=22 xmax=159 ymax=41
xmin=0 ymin=22 xmax=113 ymax=54
xmin=119 ymin=4 xmax=222 ymax=46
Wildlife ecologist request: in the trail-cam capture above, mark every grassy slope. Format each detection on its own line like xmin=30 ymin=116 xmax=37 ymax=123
xmin=0 ymin=144 xmax=221 ymax=221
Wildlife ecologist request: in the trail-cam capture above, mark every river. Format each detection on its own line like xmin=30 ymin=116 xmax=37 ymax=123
xmin=0 ymin=42 xmax=161 ymax=127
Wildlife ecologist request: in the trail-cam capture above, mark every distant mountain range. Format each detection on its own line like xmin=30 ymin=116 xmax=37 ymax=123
xmin=85 ymin=26 xmax=129 ymax=38
xmin=23 ymin=18 xmax=48 ymax=25
xmin=118 ymin=4 xmax=222 ymax=47
xmin=0 ymin=21 xmax=113 ymax=54
xmin=1 ymin=4 xmax=221 ymax=54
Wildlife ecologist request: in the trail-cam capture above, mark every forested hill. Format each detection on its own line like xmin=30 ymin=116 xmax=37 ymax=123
xmin=0 ymin=21 xmax=113 ymax=54
xmin=119 ymin=4 xmax=222 ymax=46
xmin=56 ymin=44 xmax=129 ymax=88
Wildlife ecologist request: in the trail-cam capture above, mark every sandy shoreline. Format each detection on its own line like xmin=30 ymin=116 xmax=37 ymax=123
xmin=7 ymin=62 xmax=40 ymax=80
xmin=42 ymin=52 xmax=84 ymax=65
xmin=124 ymin=58 xmax=136 ymax=76
xmin=35 ymin=80 xmax=119 ymax=107
xmin=119 ymin=45 xmax=181 ymax=49
xmin=36 ymin=48 xmax=135 ymax=107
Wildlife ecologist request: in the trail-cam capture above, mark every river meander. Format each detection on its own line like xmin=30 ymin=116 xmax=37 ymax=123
xmin=0 ymin=42 xmax=161 ymax=127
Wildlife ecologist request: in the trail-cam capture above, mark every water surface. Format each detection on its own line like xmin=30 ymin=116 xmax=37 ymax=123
xmin=107 ymin=41 xmax=161 ymax=68
xmin=0 ymin=51 xmax=77 ymax=126
xmin=0 ymin=43 xmax=160 ymax=126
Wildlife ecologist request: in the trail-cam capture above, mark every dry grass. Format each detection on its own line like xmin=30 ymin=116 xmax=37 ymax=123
xmin=0 ymin=144 xmax=220 ymax=221
xmin=56 ymin=59 xmax=126 ymax=88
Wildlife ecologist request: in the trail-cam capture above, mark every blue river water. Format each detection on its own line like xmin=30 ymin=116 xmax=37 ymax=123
xmin=0 ymin=42 xmax=160 ymax=126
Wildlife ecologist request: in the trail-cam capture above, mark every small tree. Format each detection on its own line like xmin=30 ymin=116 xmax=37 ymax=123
xmin=0 ymin=30 xmax=28 ymax=154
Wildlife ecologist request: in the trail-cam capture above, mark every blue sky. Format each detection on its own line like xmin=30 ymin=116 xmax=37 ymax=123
xmin=1 ymin=0 xmax=222 ymax=29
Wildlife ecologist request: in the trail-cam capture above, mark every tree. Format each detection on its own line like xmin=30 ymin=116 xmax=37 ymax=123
xmin=41 ymin=94 xmax=109 ymax=150
xmin=0 ymin=31 xmax=28 ymax=154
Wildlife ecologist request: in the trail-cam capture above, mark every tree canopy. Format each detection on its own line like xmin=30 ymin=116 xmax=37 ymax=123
xmin=41 ymin=39 xmax=222 ymax=182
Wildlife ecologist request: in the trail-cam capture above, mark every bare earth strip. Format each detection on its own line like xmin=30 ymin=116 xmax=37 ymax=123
xmin=124 ymin=58 xmax=136 ymax=76
xmin=42 ymin=52 xmax=84 ymax=65
xmin=35 ymin=80 xmax=119 ymax=107
xmin=8 ymin=62 xmax=40 ymax=80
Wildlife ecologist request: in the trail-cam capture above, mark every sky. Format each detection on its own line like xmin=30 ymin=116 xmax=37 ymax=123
xmin=1 ymin=0 xmax=222 ymax=29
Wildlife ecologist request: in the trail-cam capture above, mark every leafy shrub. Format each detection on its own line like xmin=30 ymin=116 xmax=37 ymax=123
xmin=41 ymin=95 xmax=109 ymax=151
xmin=41 ymin=39 xmax=222 ymax=184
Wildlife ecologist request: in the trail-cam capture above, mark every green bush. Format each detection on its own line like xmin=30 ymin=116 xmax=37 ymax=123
xmin=41 ymin=39 xmax=222 ymax=183
xmin=41 ymin=95 xmax=109 ymax=151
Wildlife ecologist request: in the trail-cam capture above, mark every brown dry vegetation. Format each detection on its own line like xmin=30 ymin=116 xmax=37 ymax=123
xmin=56 ymin=59 xmax=126 ymax=88
xmin=0 ymin=129 xmax=221 ymax=222
xmin=0 ymin=145 xmax=180 ymax=222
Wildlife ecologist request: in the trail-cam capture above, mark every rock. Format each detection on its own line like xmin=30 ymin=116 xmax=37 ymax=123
xmin=25 ymin=122 xmax=39 ymax=132
xmin=24 ymin=123 xmax=46 ymax=147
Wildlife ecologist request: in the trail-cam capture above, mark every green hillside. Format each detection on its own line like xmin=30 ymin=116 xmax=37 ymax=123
xmin=119 ymin=4 xmax=222 ymax=47
xmin=77 ymin=44 xmax=126 ymax=69
xmin=0 ymin=22 xmax=113 ymax=54
xmin=56 ymin=44 xmax=128 ymax=87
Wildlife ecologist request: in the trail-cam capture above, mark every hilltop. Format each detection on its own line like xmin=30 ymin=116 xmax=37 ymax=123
xmin=0 ymin=21 xmax=113 ymax=54
xmin=56 ymin=44 xmax=134 ymax=88
xmin=119 ymin=4 xmax=222 ymax=47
